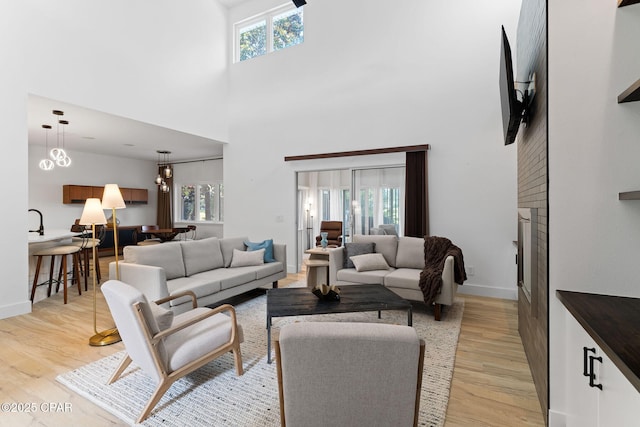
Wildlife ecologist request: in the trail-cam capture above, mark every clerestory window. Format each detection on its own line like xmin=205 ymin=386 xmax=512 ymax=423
xmin=235 ymin=3 xmax=304 ymax=63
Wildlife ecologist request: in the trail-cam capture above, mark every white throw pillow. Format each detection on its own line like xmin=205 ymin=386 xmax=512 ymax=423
xmin=229 ymin=248 xmax=265 ymax=268
xmin=396 ymin=236 xmax=425 ymax=269
xmin=350 ymin=253 xmax=390 ymax=272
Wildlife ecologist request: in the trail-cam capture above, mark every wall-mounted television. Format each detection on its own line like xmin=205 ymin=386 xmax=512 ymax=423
xmin=499 ymin=25 xmax=524 ymax=146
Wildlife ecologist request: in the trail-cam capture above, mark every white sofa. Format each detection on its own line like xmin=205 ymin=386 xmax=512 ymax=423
xmin=109 ymin=236 xmax=286 ymax=314
xmin=329 ymin=234 xmax=457 ymax=320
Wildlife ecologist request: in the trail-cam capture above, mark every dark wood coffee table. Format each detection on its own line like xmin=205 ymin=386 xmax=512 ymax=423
xmin=266 ymin=284 xmax=412 ymax=363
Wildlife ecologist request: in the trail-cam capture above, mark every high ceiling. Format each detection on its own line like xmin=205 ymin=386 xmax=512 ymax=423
xmin=217 ymin=0 xmax=252 ymax=8
xmin=27 ymin=95 xmax=224 ymax=163
xmin=27 ymin=0 xmax=269 ymax=163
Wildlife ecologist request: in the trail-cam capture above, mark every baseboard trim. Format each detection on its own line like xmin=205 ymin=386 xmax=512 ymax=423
xmin=547 ymin=409 xmax=565 ymax=427
xmin=0 ymin=300 xmax=32 ymax=320
xmin=457 ymin=283 xmax=518 ymax=300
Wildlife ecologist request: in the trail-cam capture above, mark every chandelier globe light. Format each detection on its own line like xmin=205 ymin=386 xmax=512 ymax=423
xmin=56 ymin=119 xmax=71 ymax=167
xmin=39 ymin=124 xmax=55 ymax=171
xmin=48 ymin=110 xmax=71 ymax=167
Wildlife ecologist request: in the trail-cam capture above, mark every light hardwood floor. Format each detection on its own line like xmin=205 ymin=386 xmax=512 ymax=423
xmin=0 ymin=256 xmax=545 ymax=426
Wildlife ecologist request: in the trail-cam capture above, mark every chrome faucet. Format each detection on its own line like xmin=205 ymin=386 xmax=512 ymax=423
xmin=28 ymin=209 xmax=44 ymax=236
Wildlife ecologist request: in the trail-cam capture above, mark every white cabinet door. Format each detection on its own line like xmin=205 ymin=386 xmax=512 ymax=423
xmin=597 ymin=350 xmax=640 ymax=427
xmin=565 ymin=312 xmax=599 ymax=427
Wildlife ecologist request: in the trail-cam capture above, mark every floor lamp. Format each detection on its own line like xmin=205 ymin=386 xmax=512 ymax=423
xmin=80 ymin=198 xmax=121 ymax=346
xmin=102 ymin=184 xmax=126 ymax=280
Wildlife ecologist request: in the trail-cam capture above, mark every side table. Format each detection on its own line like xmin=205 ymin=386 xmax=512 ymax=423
xmin=304 ymin=247 xmax=332 ymax=288
xmin=304 ymin=259 xmax=329 ymax=288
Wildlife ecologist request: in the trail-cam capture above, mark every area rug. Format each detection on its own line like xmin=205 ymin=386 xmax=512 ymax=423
xmin=57 ymin=286 xmax=464 ymax=426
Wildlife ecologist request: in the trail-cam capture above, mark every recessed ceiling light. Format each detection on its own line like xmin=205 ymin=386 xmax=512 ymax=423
xmin=82 ymin=136 xmax=96 ymax=140
xmin=124 ymin=143 xmax=135 ymax=147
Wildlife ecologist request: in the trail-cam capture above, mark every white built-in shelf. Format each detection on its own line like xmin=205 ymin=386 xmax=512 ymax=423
xmin=618 ymin=79 xmax=640 ymax=103
xmin=618 ymin=0 xmax=640 ymax=6
xmin=619 ymin=191 xmax=640 ymax=200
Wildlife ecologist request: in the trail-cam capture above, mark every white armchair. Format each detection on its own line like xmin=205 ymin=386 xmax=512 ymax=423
xmin=101 ymin=280 xmax=244 ymax=423
xmin=275 ymin=322 xmax=425 ymax=427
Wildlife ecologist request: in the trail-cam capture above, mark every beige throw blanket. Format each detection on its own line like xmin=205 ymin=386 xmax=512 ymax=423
xmin=418 ymin=236 xmax=467 ymax=305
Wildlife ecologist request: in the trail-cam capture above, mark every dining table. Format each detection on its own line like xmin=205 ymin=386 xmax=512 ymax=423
xmin=147 ymin=227 xmax=191 ymax=242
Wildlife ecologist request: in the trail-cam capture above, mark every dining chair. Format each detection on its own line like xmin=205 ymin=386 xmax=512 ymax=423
xmin=101 ymin=280 xmax=244 ymax=423
xmin=186 ymin=224 xmax=197 ymax=240
xmin=137 ymin=225 xmax=162 ymax=246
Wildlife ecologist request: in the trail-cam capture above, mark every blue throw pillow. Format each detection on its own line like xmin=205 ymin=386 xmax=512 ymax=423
xmin=244 ymin=239 xmax=276 ymax=263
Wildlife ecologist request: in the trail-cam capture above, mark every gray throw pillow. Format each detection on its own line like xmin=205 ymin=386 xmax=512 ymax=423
xmin=343 ymin=242 xmax=375 ymax=269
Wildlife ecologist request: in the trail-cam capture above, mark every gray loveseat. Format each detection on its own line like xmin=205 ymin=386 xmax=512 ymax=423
xmin=329 ymin=234 xmax=457 ymax=320
xmin=109 ymin=236 xmax=286 ymax=314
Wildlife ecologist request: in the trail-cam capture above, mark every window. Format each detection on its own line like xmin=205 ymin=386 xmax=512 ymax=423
xmin=177 ymin=182 xmax=224 ymax=223
xmin=381 ymin=188 xmax=400 ymax=228
xmin=238 ymin=20 xmax=267 ymax=61
xmin=235 ymin=4 xmax=304 ymax=62
xmin=320 ymin=189 xmax=330 ymax=221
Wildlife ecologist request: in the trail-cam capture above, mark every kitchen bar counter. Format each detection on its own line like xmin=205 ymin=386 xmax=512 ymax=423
xmin=557 ymin=290 xmax=640 ymax=393
xmin=28 ymin=229 xmax=78 ymax=244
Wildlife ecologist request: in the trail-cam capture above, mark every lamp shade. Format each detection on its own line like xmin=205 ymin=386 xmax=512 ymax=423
xmin=80 ymin=198 xmax=108 ymax=225
xmin=102 ymin=184 xmax=126 ymax=209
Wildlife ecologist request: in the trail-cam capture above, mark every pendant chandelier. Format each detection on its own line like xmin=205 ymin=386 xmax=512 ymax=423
xmin=155 ymin=150 xmax=172 ymax=193
xmin=40 ymin=110 xmax=71 ymax=171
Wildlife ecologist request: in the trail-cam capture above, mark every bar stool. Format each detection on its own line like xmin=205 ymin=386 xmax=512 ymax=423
xmin=30 ymin=245 xmax=82 ymax=304
xmin=70 ymin=221 xmax=106 ymax=290
xmin=71 ymin=237 xmax=101 ymax=291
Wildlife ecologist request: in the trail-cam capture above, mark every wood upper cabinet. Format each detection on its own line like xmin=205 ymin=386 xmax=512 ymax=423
xmin=62 ymin=185 xmax=93 ymax=203
xmin=120 ymin=187 xmax=148 ymax=205
xmin=127 ymin=188 xmax=148 ymax=205
xmin=63 ymin=185 xmax=148 ymax=205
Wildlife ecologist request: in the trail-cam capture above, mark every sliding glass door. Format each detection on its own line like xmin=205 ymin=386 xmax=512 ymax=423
xmin=296 ymin=166 xmax=405 ymax=271
xmin=352 ymin=167 xmax=405 ymax=237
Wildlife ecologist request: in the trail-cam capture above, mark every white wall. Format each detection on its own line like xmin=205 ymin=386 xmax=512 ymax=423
xmin=3 ymin=0 xmax=523 ymax=319
xmin=548 ymin=0 xmax=640 ymax=418
xmin=172 ymin=158 xmax=225 ymax=239
xmin=226 ymin=0 xmax=522 ymax=297
xmin=28 ymin=150 xmax=158 ymax=229
xmin=24 ymin=0 xmax=230 ymax=142
xmin=1 ymin=2 xmax=30 ymax=318
xmin=1 ymin=0 xmax=229 ymax=319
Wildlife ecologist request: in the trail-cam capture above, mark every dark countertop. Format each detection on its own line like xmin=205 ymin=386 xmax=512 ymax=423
xmin=557 ymin=290 xmax=640 ymax=393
